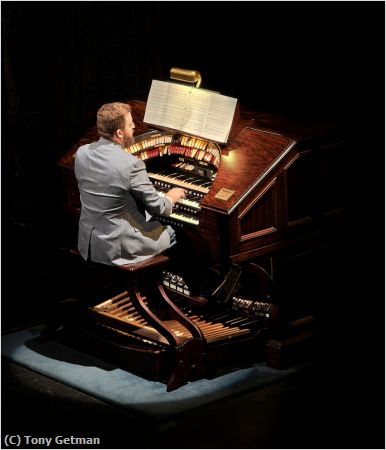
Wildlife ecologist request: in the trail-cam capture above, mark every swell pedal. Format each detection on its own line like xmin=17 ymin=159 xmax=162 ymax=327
xmin=212 ymin=265 xmax=242 ymax=304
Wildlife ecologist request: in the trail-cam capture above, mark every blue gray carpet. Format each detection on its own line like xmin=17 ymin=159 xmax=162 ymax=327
xmin=2 ymin=326 xmax=300 ymax=419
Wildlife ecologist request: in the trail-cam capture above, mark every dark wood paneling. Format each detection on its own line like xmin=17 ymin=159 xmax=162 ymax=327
xmin=198 ymin=209 xmax=230 ymax=261
xmin=239 ymin=179 xmax=277 ymax=237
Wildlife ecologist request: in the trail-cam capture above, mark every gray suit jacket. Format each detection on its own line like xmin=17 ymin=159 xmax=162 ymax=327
xmin=74 ymin=137 xmax=173 ymax=265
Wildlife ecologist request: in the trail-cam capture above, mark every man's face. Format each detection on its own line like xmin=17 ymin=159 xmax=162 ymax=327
xmin=121 ymin=112 xmax=136 ymax=148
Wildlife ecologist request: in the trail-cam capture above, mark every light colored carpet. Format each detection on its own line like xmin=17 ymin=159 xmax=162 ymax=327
xmin=2 ymin=325 xmax=299 ymax=419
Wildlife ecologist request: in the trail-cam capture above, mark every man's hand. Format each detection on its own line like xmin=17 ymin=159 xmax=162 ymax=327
xmin=165 ymin=187 xmax=186 ymax=205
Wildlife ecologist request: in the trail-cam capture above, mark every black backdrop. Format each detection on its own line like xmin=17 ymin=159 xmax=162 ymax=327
xmin=2 ymin=2 xmax=384 ymax=336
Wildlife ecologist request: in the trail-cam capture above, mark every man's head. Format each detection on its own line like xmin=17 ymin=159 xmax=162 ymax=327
xmin=97 ymin=102 xmax=135 ymax=148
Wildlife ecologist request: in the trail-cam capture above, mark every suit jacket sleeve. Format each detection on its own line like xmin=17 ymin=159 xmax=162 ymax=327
xmin=129 ymin=158 xmax=173 ymax=216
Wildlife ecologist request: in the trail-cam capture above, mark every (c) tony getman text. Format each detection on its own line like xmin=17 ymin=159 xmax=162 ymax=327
xmin=3 ymin=435 xmax=101 ymax=447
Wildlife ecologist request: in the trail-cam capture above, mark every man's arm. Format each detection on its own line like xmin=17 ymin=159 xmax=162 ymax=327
xmin=129 ymin=159 xmax=185 ymax=216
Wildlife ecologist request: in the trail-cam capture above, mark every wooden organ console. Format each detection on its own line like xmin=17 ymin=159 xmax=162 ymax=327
xmin=58 ymin=94 xmax=350 ymax=390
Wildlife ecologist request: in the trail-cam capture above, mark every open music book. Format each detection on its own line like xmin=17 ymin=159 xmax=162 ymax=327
xmin=144 ymin=80 xmax=238 ymax=143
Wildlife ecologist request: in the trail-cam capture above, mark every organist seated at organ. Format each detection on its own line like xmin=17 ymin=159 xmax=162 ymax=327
xmin=74 ymin=102 xmax=220 ymax=303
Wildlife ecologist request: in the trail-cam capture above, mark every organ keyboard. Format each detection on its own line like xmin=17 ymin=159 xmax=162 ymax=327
xmin=124 ymin=129 xmax=220 ymax=228
xmin=59 ymin=97 xmax=350 ymax=388
xmin=149 ymin=172 xmax=210 ymax=195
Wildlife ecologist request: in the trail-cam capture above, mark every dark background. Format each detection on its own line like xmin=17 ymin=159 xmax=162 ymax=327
xmin=2 ymin=2 xmax=385 ymax=448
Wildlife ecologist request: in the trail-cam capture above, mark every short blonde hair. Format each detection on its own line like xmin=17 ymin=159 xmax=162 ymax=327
xmin=97 ymin=102 xmax=132 ymax=138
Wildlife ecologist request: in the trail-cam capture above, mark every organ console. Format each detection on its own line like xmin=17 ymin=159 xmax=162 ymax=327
xmin=58 ymin=73 xmax=350 ymax=390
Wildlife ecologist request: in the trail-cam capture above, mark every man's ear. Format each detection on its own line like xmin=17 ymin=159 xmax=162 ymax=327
xmin=115 ymin=128 xmax=124 ymax=139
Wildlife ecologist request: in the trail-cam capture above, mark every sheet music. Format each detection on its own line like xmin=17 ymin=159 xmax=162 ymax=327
xmin=144 ymin=80 xmax=237 ymax=143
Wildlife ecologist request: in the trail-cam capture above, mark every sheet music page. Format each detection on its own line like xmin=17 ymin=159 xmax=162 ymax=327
xmin=144 ymin=80 xmax=191 ymax=130
xmin=144 ymin=80 xmax=237 ymax=143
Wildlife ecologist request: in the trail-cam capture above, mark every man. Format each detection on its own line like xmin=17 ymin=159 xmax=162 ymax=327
xmin=74 ymin=102 xmax=185 ymax=267
xmin=75 ymin=101 xmax=223 ymax=302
